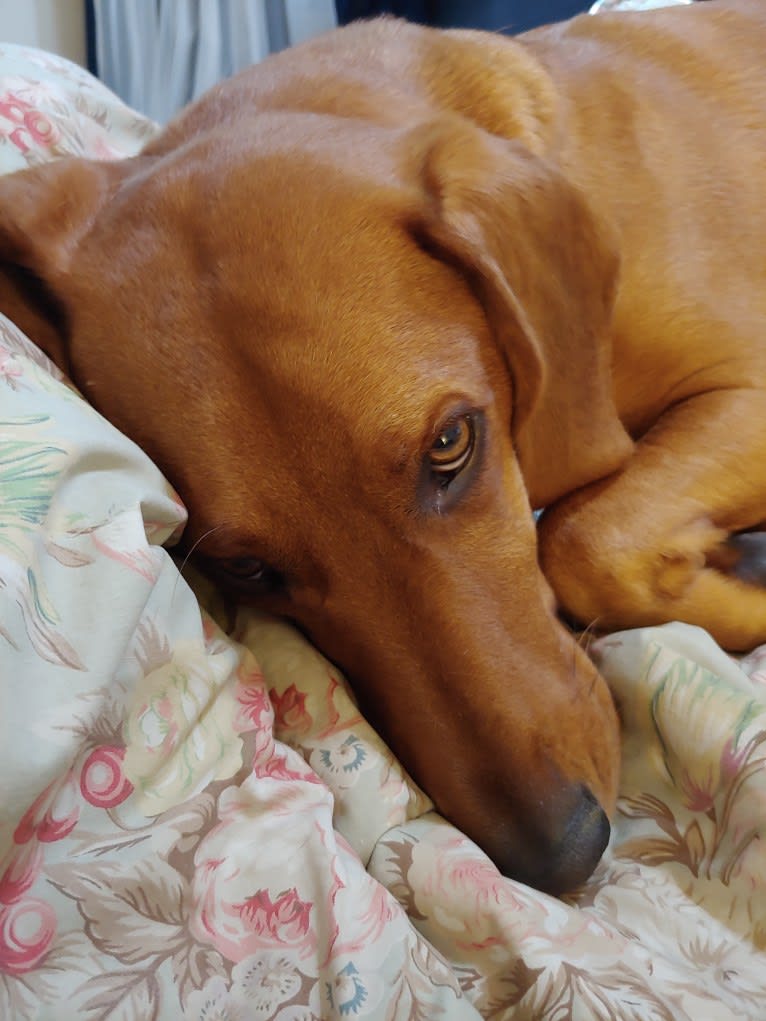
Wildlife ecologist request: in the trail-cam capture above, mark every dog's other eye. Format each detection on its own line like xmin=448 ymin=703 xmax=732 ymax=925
xmin=214 ymin=557 xmax=283 ymax=593
xmin=429 ymin=415 xmax=475 ymax=482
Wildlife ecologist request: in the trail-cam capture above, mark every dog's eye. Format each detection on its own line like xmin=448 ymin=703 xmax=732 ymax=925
xmin=215 ymin=557 xmax=282 ymax=593
xmin=429 ymin=415 xmax=475 ymax=481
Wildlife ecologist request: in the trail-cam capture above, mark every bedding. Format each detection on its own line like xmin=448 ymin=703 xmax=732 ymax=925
xmin=0 ymin=25 xmax=765 ymax=1021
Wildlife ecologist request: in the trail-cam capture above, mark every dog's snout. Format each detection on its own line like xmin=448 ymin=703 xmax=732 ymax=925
xmin=497 ymin=785 xmax=611 ymax=896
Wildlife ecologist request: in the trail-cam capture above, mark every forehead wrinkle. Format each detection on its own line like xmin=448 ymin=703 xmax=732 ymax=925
xmin=219 ymin=363 xmax=491 ymax=536
xmin=221 ymin=237 xmax=492 ymax=432
xmin=206 ymin=267 xmax=496 ymax=519
xmin=245 ymin=318 xmax=487 ymax=425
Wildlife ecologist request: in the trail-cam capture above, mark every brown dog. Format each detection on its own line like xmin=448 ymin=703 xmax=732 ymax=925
xmin=1 ymin=0 xmax=764 ymax=893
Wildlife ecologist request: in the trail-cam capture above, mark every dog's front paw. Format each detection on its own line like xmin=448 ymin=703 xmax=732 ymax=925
xmin=539 ymin=502 xmax=766 ymax=650
xmin=539 ymin=497 xmax=717 ymax=622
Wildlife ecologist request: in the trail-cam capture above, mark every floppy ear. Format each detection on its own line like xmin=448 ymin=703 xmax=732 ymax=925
xmin=0 ymin=157 xmax=124 ymax=369
xmin=409 ymin=120 xmax=633 ymax=508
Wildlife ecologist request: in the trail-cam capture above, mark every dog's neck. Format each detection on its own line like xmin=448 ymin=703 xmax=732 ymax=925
xmin=432 ymin=27 xmax=561 ymax=156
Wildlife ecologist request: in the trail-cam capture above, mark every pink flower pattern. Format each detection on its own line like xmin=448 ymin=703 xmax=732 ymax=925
xmin=14 ymin=770 xmax=81 ymax=845
xmin=236 ymin=888 xmax=313 ymax=950
xmin=270 ymin=684 xmax=313 ymax=736
xmin=79 ymin=745 xmax=134 ymax=808
xmin=0 ymin=344 xmax=23 ymax=388
xmin=0 ymin=842 xmax=43 ymax=906
xmin=0 ymin=90 xmax=60 ymax=154
xmin=0 ymin=899 xmax=56 ymax=975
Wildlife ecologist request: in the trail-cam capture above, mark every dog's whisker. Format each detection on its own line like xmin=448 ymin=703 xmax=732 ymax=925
xmin=567 ymin=616 xmax=603 ymax=694
xmin=578 ymin=617 xmax=600 ymax=654
xmin=178 ymin=523 xmax=227 ymax=573
xmin=579 ymin=619 xmax=604 ymax=697
xmin=169 ymin=522 xmax=228 ymax=606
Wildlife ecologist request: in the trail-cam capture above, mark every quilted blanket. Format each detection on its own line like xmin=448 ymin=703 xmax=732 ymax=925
xmin=1 ymin=26 xmax=765 ymax=1021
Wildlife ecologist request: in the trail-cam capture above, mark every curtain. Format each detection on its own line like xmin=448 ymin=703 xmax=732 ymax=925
xmin=91 ymin=0 xmax=337 ymax=123
xmin=334 ymin=0 xmax=591 ymax=32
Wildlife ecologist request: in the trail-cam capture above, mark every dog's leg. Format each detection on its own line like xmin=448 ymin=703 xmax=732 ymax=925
xmin=538 ymin=388 xmax=766 ymax=651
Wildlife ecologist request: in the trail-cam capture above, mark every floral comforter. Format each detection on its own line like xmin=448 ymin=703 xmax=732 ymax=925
xmin=1 ymin=32 xmax=765 ymax=1021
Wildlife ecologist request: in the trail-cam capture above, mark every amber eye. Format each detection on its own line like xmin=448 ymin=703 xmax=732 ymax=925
xmin=429 ymin=415 xmax=475 ymax=476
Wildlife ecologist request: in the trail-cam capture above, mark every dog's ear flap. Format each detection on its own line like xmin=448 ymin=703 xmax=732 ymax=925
xmin=410 ymin=121 xmax=633 ymax=508
xmin=0 ymin=157 xmax=123 ymax=368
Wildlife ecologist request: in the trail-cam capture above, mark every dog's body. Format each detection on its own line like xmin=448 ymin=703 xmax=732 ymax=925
xmin=1 ymin=0 xmax=764 ymax=892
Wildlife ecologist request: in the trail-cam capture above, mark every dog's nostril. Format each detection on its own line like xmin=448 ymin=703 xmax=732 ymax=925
xmin=502 ymin=784 xmax=610 ymax=896
xmin=543 ymin=785 xmax=611 ymax=895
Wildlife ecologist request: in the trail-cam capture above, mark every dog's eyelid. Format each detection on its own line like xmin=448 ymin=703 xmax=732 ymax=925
xmin=219 ymin=555 xmax=269 ymax=578
xmin=199 ymin=552 xmax=286 ymax=594
xmin=426 ymin=406 xmax=483 ymax=453
xmin=423 ymin=396 xmax=482 ymax=441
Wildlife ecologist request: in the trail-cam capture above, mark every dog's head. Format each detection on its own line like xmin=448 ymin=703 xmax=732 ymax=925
xmin=0 ymin=95 xmax=632 ymax=892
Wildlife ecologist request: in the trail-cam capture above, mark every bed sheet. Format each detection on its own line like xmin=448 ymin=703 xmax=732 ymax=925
xmin=1 ymin=32 xmax=765 ymax=1021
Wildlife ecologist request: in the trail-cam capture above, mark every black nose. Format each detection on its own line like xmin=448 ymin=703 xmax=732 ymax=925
xmin=546 ymin=786 xmax=611 ymax=894
xmin=505 ymin=785 xmax=611 ymax=895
